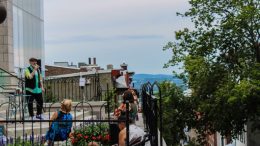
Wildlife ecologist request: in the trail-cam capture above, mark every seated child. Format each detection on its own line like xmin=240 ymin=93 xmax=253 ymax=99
xmin=45 ymin=99 xmax=73 ymax=145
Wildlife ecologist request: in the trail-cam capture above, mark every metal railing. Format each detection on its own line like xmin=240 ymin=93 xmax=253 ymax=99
xmin=141 ymin=82 xmax=163 ymax=146
xmin=0 ymin=68 xmax=25 ymax=94
xmin=0 ymin=96 xmax=132 ymax=146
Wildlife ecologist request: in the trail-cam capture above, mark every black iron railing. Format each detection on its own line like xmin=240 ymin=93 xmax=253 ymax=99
xmin=0 ymin=99 xmax=132 ymax=146
xmin=141 ymin=82 xmax=163 ymax=146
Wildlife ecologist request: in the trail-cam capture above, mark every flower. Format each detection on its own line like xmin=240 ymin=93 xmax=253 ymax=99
xmin=104 ymin=134 xmax=110 ymax=141
xmin=70 ymin=123 xmax=110 ymax=146
xmin=92 ymin=136 xmax=97 ymax=141
xmin=84 ymin=135 xmax=89 ymax=139
xmin=97 ymin=135 xmax=102 ymax=140
xmin=77 ymin=134 xmax=83 ymax=138
xmin=71 ymin=138 xmax=77 ymax=144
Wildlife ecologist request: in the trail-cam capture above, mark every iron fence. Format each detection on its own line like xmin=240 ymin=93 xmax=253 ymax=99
xmin=0 ymin=68 xmax=25 ymax=95
xmin=141 ymin=82 xmax=163 ymax=146
xmin=0 ymin=99 xmax=133 ymax=146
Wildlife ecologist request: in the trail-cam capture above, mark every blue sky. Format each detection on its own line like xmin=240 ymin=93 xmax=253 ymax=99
xmin=44 ymin=0 xmax=191 ymax=74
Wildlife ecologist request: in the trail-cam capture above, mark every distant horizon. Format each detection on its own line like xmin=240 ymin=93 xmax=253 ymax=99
xmin=133 ymin=73 xmax=174 ymax=76
xmin=45 ymin=61 xmax=176 ymax=75
xmin=44 ymin=0 xmax=191 ymax=74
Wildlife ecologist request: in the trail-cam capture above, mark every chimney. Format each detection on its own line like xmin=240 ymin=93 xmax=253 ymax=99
xmin=93 ymin=57 xmax=96 ymax=65
xmin=88 ymin=57 xmax=91 ymax=65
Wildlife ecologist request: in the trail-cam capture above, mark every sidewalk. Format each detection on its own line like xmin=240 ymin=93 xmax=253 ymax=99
xmin=135 ymin=112 xmax=167 ymax=146
xmin=135 ymin=113 xmax=145 ymax=128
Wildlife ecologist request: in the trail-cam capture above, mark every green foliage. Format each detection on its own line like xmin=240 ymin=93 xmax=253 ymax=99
xmin=103 ymin=88 xmax=118 ymax=113
xmin=185 ymin=140 xmax=200 ymax=146
xmin=44 ymin=85 xmax=58 ymax=103
xmin=160 ymin=81 xmax=196 ymax=146
xmin=164 ymin=0 xmax=260 ymax=143
xmin=7 ymin=137 xmax=43 ymax=146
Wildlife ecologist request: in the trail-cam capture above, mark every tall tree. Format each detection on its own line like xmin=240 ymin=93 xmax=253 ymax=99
xmin=160 ymin=81 xmax=196 ymax=145
xmin=164 ymin=0 xmax=260 ymax=141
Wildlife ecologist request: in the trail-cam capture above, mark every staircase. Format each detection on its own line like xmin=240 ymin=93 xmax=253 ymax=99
xmin=0 ymin=68 xmax=24 ymax=103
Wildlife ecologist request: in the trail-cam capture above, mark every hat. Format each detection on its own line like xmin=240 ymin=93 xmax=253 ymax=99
xmin=29 ymin=57 xmax=38 ymax=62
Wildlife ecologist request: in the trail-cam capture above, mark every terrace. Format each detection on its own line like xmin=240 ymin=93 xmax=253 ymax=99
xmin=0 ymin=67 xmax=166 ymax=146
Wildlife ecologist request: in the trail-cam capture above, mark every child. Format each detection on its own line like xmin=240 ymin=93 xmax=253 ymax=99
xmin=45 ymin=99 xmax=73 ymax=145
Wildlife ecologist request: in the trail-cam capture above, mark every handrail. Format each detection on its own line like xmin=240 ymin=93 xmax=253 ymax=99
xmin=0 ymin=67 xmax=25 ymax=82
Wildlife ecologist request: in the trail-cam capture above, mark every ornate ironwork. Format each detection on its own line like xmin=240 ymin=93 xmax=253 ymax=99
xmin=141 ymin=82 xmax=163 ymax=146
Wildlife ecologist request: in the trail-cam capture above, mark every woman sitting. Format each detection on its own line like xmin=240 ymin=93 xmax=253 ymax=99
xmin=45 ymin=99 xmax=73 ymax=145
xmin=114 ymin=90 xmax=138 ymax=123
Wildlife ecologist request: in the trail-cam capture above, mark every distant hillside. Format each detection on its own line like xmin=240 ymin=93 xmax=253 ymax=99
xmin=132 ymin=74 xmax=185 ymax=90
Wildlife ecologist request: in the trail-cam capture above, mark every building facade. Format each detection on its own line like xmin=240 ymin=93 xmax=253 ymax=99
xmin=0 ymin=0 xmax=44 ymax=74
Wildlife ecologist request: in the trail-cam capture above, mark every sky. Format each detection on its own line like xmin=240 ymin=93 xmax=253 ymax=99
xmin=44 ymin=0 xmax=191 ymax=74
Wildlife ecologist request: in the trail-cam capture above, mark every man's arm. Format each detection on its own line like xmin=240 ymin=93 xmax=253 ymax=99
xmin=25 ymin=65 xmax=39 ymax=79
xmin=25 ymin=68 xmax=36 ymax=79
xmin=39 ymin=73 xmax=45 ymax=92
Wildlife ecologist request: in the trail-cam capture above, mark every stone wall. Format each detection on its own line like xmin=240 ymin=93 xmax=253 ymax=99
xmin=44 ymin=72 xmax=114 ymax=102
xmin=0 ymin=0 xmax=13 ymax=72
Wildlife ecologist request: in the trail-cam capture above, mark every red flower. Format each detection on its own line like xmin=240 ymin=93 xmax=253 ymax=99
xmin=71 ymin=138 xmax=77 ymax=144
xmin=92 ymin=136 xmax=97 ymax=140
xmin=103 ymin=134 xmax=110 ymax=141
xmin=77 ymin=133 xmax=83 ymax=138
xmin=97 ymin=135 xmax=102 ymax=140
xmin=84 ymin=135 xmax=89 ymax=139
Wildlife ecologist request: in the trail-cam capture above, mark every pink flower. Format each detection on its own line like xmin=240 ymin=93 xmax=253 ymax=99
xmin=92 ymin=136 xmax=97 ymax=140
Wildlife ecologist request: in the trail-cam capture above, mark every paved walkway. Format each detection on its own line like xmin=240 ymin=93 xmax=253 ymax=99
xmin=135 ymin=113 xmax=145 ymax=128
xmin=136 ymin=112 xmax=167 ymax=146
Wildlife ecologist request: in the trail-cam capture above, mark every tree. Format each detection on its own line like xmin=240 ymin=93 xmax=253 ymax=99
xmin=159 ymin=81 xmax=196 ymax=146
xmin=164 ymin=0 xmax=260 ymax=143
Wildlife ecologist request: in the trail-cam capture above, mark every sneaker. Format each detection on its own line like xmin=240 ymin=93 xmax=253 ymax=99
xmin=30 ymin=116 xmax=36 ymax=122
xmin=36 ymin=115 xmax=44 ymax=120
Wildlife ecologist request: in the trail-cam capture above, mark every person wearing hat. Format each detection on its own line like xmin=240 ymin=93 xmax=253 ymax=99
xmin=24 ymin=57 xmax=44 ymax=119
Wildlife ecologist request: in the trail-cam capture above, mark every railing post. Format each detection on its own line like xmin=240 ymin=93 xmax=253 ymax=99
xmin=158 ymin=86 xmax=163 ymax=146
xmin=126 ymin=100 xmax=130 ymax=146
xmin=153 ymin=98 xmax=158 ymax=146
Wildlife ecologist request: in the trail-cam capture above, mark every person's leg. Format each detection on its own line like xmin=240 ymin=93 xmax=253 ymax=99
xmin=26 ymin=91 xmax=34 ymax=117
xmin=35 ymin=93 xmax=43 ymax=116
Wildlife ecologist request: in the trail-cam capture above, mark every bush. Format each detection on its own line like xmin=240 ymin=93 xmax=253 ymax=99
xmin=70 ymin=123 xmax=110 ymax=146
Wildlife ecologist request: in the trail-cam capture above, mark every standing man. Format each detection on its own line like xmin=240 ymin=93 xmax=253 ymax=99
xmin=25 ymin=58 xmax=44 ymax=119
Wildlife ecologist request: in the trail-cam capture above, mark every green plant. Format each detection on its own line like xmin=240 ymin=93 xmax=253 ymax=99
xmin=7 ymin=138 xmax=44 ymax=146
xmin=44 ymin=85 xmax=58 ymax=102
xmin=103 ymin=88 xmax=117 ymax=113
xmin=70 ymin=123 xmax=111 ymax=146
